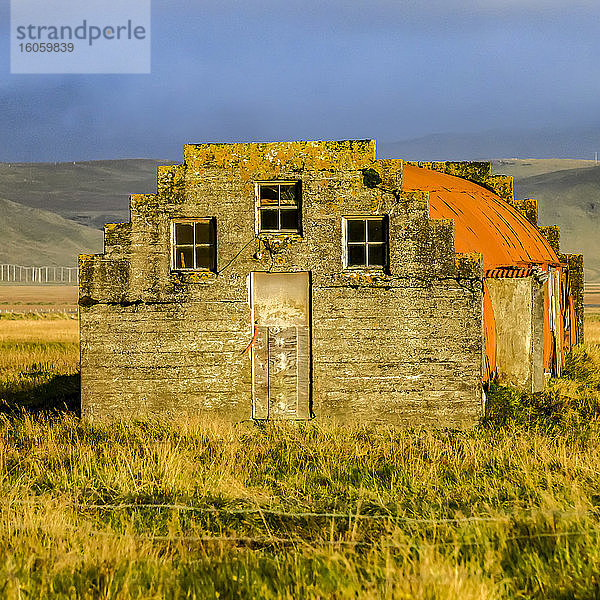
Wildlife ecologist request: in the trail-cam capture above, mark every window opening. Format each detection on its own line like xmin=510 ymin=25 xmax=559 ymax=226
xmin=344 ymin=217 xmax=387 ymax=268
xmin=172 ymin=219 xmax=216 ymax=271
xmin=258 ymin=183 xmax=300 ymax=232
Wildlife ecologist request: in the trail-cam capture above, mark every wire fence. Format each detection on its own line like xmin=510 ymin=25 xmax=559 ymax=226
xmin=8 ymin=526 xmax=599 ymax=549
xmin=4 ymin=498 xmax=599 ymax=523
xmin=84 ymin=527 xmax=600 ymax=549
xmin=0 ymin=264 xmax=78 ymax=284
xmin=3 ymin=500 xmax=599 ymax=548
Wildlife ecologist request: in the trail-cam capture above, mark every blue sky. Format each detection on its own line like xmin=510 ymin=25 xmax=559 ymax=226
xmin=1 ymin=0 xmax=600 ymax=161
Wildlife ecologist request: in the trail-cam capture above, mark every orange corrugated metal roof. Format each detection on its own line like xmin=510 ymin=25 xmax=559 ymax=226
xmin=402 ymin=164 xmax=559 ymax=269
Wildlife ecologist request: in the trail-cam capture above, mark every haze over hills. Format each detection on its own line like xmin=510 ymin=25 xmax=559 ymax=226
xmin=379 ymin=127 xmax=600 ymax=162
xmin=491 ymin=159 xmax=599 ymax=180
xmin=0 ymin=197 xmax=102 ymax=267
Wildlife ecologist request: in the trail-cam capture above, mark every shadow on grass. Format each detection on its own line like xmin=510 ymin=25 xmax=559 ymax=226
xmin=0 ymin=373 xmax=80 ymax=417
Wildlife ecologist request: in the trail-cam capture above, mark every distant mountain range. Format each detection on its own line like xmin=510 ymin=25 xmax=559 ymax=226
xmin=0 ymin=156 xmax=598 ymax=280
xmin=378 ymin=127 xmax=600 ymax=161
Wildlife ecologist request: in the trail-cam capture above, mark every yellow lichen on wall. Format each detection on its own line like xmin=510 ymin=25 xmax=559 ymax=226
xmin=406 ymin=161 xmax=492 ymax=183
xmin=371 ymin=159 xmax=403 ymax=193
xmin=183 ymin=140 xmax=376 ymax=173
xmin=129 ymin=194 xmax=159 ymax=213
xmin=455 ymin=252 xmax=483 ymax=278
xmin=157 ymin=165 xmax=186 ymax=196
xmin=484 ymin=175 xmax=514 ymax=202
xmin=538 ymin=225 xmax=561 ymax=255
xmin=522 ymin=198 xmax=539 ymax=226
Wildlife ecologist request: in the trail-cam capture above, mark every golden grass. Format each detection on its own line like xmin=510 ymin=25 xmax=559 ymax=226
xmin=0 ymin=314 xmax=599 ymax=598
xmin=585 ymin=314 xmax=600 ymax=343
xmin=0 ymin=314 xmax=79 ymax=343
xmin=1 ymin=414 xmax=600 ymax=599
xmin=0 ymin=315 xmax=80 ymax=413
xmin=0 ymin=314 xmax=79 ymax=378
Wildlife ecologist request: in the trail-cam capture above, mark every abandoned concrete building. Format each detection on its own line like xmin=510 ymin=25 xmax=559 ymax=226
xmin=79 ymin=140 xmax=583 ymax=425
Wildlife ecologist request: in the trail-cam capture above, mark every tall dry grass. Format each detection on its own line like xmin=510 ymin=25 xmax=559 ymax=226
xmin=0 ymin=312 xmax=79 ymax=343
xmin=0 ymin=314 xmax=79 ymax=413
xmin=585 ymin=313 xmax=600 ymax=344
xmin=2 ymin=414 xmax=600 ymax=598
xmin=0 ymin=314 xmax=599 ymax=598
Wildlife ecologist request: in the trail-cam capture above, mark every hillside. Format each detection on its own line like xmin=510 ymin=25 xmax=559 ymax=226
xmin=0 ymin=159 xmax=173 ymax=229
xmin=515 ymin=166 xmax=600 ymax=281
xmin=487 ymin=159 xmax=600 ymax=281
xmin=509 ymin=165 xmax=600 ymax=282
xmin=0 ymin=157 xmax=597 ymax=281
xmin=0 ymin=197 xmax=103 ymax=267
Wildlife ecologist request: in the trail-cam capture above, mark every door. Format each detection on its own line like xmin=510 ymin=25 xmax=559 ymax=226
xmin=251 ymin=272 xmax=311 ymax=420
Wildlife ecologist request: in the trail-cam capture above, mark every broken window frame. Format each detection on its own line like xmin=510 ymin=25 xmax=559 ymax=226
xmin=171 ymin=218 xmax=216 ymax=272
xmin=256 ymin=181 xmax=301 ymax=234
xmin=342 ymin=216 xmax=388 ymax=270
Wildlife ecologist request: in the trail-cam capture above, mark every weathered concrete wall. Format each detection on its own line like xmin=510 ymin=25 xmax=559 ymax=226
xmin=485 ymin=277 xmax=545 ymax=392
xmin=80 ymin=140 xmax=485 ymax=425
xmin=312 ymin=282 xmax=483 ymax=426
xmin=80 ymin=301 xmax=251 ymax=420
xmin=561 ymin=252 xmax=585 ymax=344
xmin=531 ymin=277 xmax=546 ymax=391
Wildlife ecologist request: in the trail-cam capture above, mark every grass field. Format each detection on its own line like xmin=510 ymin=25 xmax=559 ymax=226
xmin=0 ymin=313 xmax=79 ymax=414
xmin=586 ymin=284 xmax=600 ymax=315
xmin=1 ymin=314 xmax=600 ymax=599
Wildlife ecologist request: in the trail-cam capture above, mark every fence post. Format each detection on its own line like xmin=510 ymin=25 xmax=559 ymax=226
xmin=0 ymin=264 xmax=78 ymax=284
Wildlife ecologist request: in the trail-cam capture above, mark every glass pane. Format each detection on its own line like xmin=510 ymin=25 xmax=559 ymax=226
xmin=195 ymin=220 xmax=214 ymax=244
xmin=259 ymin=185 xmax=279 ymax=205
xmin=280 ymin=184 xmax=297 ymax=205
xmin=175 ymin=223 xmax=194 ymax=245
xmin=260 ymin=209 xmax=279 ymax=230
xmin=280 ymin=208 xmax=299 ymax=231
xmin=348 ymin=245 xmax=366 ymax=267
xmin=175 ymin=246 xmax=193 ymax=269
xmin=195 ymin=246 xmax=215 ymax=270
xmin=367 ymin=219 xmax=384 ymax=242
xmin=368 ymin=244 xmax=386 ymax=267
xmin=347 ymin=220 xmax=365 ymax=242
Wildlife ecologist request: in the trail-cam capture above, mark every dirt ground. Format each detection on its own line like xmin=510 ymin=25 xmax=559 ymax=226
xmin=585 ymin=283 xmax=600 ymax=316
xmin=0 ymin=285 xmax=78 ymax=313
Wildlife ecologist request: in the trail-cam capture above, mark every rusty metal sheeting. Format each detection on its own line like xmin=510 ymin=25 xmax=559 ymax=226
xmin=403 ymin=164 xmax=559 ymax=269
xmin=485 ymin=266 xmax=535 ymax=278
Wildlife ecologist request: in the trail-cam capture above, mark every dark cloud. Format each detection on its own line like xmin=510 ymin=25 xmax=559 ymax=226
xmin=1 ymin=1 xmax=599 ymax=160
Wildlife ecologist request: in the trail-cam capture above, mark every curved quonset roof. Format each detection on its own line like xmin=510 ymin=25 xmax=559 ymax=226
xmin=402 ymin=164 xmax=559 ymax=269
